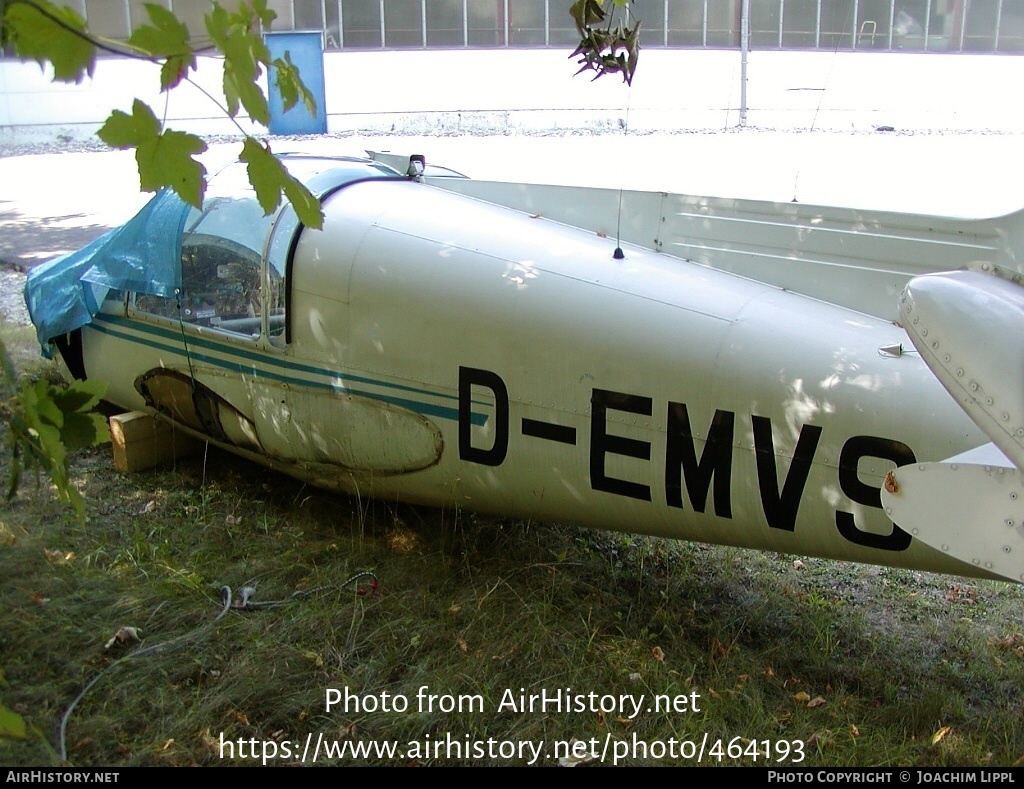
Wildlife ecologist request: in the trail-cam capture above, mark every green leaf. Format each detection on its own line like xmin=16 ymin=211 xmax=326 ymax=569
xmin=240 ymin=138 xmax=323 ymax=230
xmin=97 ymin=99 xmax=160 ymax=148
xmin=249 ymin=0 xmax=277 ymax=29
xmin=205 ymin=3 xmax=272 ymax=123
xmin=32 ymin=421 xmax=65 ymax=471
xmin=50 ymin=378 xmax=107 ymax=416
xmin=127 ymin=3 xmax=196 ymax=90
xmin=24 ymin=380 xmax=63 ymax=430
xmin=60 ymin=411 xmax=110 ymax=452
xmin=273 ymin=53 xmax=317 ymax=115
xmin=98 ymin=100 xmax=208 ymax=207
xmin=136 ymin=129 xmax=208 ymax=208
xmin=280 ymin=170 xmax=324 ymax=231
xmin=0 ymin=702 xmax=26 ymax=740
xmin=4 ymin=0 xmax=96 ymax=83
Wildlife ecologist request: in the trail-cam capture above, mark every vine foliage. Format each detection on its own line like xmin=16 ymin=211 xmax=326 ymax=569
xmin=1 ymin=338 xmax=109 ymax=521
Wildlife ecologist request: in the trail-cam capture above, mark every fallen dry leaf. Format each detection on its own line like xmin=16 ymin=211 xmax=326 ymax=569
xmin=651 ymin=646 xmax=665 ymax=662
xmin=807 ymin=696 xmax=827 ymax=708
xmin=337 ymin=722 xmax=357 ymax=739
xmin=386 ymin=527 xmax=421 ymax=554
xmin=558 ymin=739 xmax=598 ymax=767
xmin=931 ymin=726 xmax=951 ymax=745
xmin=104 ymin=626 xmax=142 ymax=650
xmin=793 ymin=691 xmax=811 ymax=703
xmin=944 ymin=584 xmax=976 ymax=603
xmin=992 ymin=633 xmax=1023 ymax=650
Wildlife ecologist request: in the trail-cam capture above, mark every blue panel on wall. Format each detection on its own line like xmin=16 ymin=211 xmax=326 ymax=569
xmin=265 ymin=31 xmax=328 ymax=135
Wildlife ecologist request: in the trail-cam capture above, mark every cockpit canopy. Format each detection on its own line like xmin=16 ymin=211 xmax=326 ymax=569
xmin=25 ymin=155 xmax=403 ymax=352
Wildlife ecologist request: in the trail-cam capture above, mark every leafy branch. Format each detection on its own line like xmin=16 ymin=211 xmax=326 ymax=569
xmin=1 ymin=0 xmax=323 ymax=228
xmin=1 ymin=338 xmax=109 ymax=521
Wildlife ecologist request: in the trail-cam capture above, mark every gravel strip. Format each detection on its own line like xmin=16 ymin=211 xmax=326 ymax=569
xmin=0 ymin=268 xmax=30 ymax=325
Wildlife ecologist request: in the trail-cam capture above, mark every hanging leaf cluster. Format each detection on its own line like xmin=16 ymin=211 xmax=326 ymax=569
xmin=569 ymin=0 xmax=641 ymax=86
xmin=1 ymin=0 xmax=323 ymax=229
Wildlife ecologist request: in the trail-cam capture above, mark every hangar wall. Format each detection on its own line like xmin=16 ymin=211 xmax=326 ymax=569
xmin=1 ymin=48 xmax=1022 ymax=143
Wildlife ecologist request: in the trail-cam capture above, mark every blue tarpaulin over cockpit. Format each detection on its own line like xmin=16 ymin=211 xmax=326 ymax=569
xmin=24 ymin=155 xmax=406 ymax=355
xmin=24 ymin=189 xmax=189 ymax=355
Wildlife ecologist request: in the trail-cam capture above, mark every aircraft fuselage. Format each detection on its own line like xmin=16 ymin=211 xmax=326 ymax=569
xmin=75 ymin=177 xmax=988 ymax=578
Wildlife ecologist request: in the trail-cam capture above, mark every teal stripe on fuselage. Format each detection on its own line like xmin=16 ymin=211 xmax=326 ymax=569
xmin=88 ymin=314 xmax=487 ymax=426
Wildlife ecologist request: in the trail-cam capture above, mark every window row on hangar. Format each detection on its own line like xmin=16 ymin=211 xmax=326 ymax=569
xmin=24 ymin=1 xmax=1024 ymax=54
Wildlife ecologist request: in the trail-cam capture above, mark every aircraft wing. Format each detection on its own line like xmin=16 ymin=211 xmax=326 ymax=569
xmin=429 ymin=177 xmax=1024 ymax=323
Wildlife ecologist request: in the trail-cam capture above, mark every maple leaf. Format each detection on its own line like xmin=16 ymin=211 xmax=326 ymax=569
xmin=4 ymin=0 xmax=95 ymax=83
xmin=137 ymin=128 xmax=207 ymax=207
xmin=243 ymin=0 xmax=278 ymax=30
xmin=127 ymin=3 xmax=196 ymax=91
xmin=98 ymin=100 xmax=208 ymax=207
xmin=240 ymin=137 xmax=323 ymax=229
xmin=205 ymin=3 xmax=271 ymax=123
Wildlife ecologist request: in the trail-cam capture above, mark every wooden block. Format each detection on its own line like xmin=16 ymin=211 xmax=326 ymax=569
xmin=109 ymin=411 xmax=203 ymax=473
